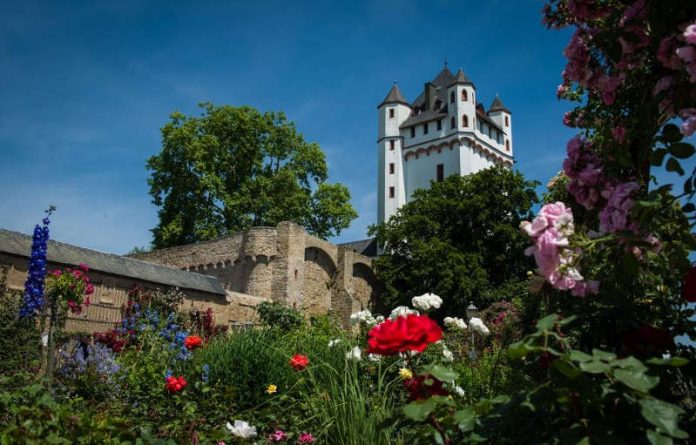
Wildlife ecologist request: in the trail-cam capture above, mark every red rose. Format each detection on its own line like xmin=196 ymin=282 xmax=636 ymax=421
xmin=367 ymin=314 xmax=442 ymax=356
xmin=621 ymin=325 xmax=674 ymax=357
xmin=682 ymin=266 xmax=696 ymax=302
xmin=79 ymin=263 xmax=89 ymax=272
xmin=184 ymin=335 xmax=203 ymax=350
xmin=289 ymin=354 xmax=309 ymax=371
xmin=403 ymin=375 xmax=449 ymax=401
xmin=85 ymin=283 xmax=94 ymax=296
xmin=165 ymin=375 xmax=187 ymax=393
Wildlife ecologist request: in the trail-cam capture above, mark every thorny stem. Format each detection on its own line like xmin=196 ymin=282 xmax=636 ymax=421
xmin=430 ymin=415 xmax=451 ymax=445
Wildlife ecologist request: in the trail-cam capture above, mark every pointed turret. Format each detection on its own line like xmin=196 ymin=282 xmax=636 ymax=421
xmin=489 ymin=95 xmax=510 ymax=113
xmin=449 ymin=68 xmax=474 ymax=87
xmin=378 ymin=83 xmax=409 ymax=108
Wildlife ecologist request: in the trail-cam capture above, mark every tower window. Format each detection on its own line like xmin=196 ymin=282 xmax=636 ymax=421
xmin=389 ymin=187 xmax=395 ymax=198
xmin=505 ymin=115 xmax=509 ymax=126
xmin=462 ymin=115 xmax=468 ymax=127
xmin=436 ymin=164 xmax=444 ymax=182
xmin=449 ymin=91 xmax=455 ymax=103
xmin=423 ymin=123 xmax=428 ymax=135
xmin=506 ymin=140 xmax=510 ymax=151
xmin=389 ymin=108 xmax=395 ymax=118
xmin=462 ymin=90 xmax=468 ymax=101
xmin=450 ymin=116 xmax=456 ymax=129
xmin=410 ymin=127 xmax=415 ymax=138
xmin=389 ymin=140 xmax=395 ymax=150
xmin=389 ymin=163 xmax=394 ymax=174
xmin=436 ymin=119 xmax=442 ymax=131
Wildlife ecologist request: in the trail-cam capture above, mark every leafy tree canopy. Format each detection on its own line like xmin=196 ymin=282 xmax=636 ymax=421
xmin=147 ymin=103 xmax=357 ymax=248
xmin=369 ymin=167 xmax=539 ymax=316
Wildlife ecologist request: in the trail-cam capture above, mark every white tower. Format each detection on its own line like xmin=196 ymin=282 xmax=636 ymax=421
xmin=376 ymin=65 xmax=514 ymax=226
xmin=377 ymin=83 xmax=411 ymax=225
xmin=487 ymin=96 xmax=513 ymax=155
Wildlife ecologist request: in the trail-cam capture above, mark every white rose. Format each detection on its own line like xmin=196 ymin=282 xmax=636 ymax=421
xmin=226 ymin=420 xmax=257 ymax=439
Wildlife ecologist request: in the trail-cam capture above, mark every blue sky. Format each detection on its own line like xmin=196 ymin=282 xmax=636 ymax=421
xmin=0 ymin=0 xmax=677 ymax=254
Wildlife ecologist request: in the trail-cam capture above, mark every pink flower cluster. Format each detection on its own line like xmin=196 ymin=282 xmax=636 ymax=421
xmin=599 ymin=181 xmax=640 ymax=233
xmin=521 ymin=202 xmax=598 ymax=297
xmin=563 ymin=136 xmax=603 ymax=210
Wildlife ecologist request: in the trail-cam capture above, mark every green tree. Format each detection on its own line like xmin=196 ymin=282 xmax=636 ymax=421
xmin=147 ymin=103 xmax=358 ymax=248
xmin=369 ymin=166 xmax=539 ymax=315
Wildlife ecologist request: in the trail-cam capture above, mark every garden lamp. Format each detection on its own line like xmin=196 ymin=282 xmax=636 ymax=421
xmin=466 ymin=303 xmax=479 ymax=320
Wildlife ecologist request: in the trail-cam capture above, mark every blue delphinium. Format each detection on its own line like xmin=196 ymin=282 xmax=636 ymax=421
xmin=158 ymin=312 xmax=191 ymax=361
xmin=19 ymin=207 xmax=55 ymax=318
xmin=201 ymin=364 xmax=210 ymax=383
xmin=60 ymin=342 xmax=120 ymax=383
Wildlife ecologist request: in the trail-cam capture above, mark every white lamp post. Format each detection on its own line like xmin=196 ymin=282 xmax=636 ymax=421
xmin=466 ymin=303 xmax=479 ymax=361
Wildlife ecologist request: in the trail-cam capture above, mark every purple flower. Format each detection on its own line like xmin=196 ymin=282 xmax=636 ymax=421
xmin=19 ymin=207 xmax=54 ymax=318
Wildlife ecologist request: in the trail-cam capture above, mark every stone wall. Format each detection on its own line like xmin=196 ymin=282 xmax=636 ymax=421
xmin=133 ymin=222 xmax=379 ymax=326
xmin=0 ymin=221 xmax=378 ymax=332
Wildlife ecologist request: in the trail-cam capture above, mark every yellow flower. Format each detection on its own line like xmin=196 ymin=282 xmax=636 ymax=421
xmin=266 ymin=384 xmax=277 ymax=394
xmin=399 ymin=368 xmax=413 ymax=380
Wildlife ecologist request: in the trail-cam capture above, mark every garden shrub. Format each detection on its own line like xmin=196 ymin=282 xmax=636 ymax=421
xmin=0 ymin=266 xmax=41 ymax=374
xmin=256 ymin=301 xmax=305 ymax=331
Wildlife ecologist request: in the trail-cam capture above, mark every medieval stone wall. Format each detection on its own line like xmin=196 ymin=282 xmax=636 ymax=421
xmin=133 ymin=222 xmax=379 ymax=326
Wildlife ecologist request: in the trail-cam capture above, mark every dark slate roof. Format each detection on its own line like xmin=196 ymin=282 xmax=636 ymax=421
xmin=449 ymin=68 xmax=474 ymax=86
xmin=339 ymin=238 xmax=378 ymax=258
xmin=476 ymin=104 xmax=504 ymax=132
xmin=489 ymin=95 xmax=510 ymax=113
xmin=411 ymin=67 xmax=455 ymax=109
xmin=0 ymin=229 xmax=225 ymax=296
xmin=400 ymin=110 xmax=448 ymax=129
xmin=378 ymin=84 xmax=410 ymax=107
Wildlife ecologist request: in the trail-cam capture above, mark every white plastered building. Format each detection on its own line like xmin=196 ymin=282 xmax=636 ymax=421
xmin=377 ymin=65 xmax=514 ymax=225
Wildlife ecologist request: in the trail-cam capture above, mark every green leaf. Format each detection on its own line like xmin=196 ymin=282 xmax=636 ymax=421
xmin=403 ymin=398 xmax=439 ymax=422
xmin=614 ymin=369 xmax=658 ymax=392
xmin=453 ymin=408 xmax=477 ymax=432
xmin=591 ymin=349 xmax=617 ymax=361
xmin=651 ymin=148 xmax=668 ymax=167
xmin=683 ymin=202 xmax=695 ymax=213
xmin=507 ymin=341 xmax=531 ymax=360
xmin=613 ymin=356 xmax=648 ymax=372
xmin=536 ymin=314 xmax=557 ymax=332
xmin=427 ymin=365 xmax=459 ymax=383
xmin=666 ymin=158 xmax=685 ymax=176
xmin=640 ymin=398 xmax=688 ymax=439
xmin=579 ymin=360 xmax=611 ymax=374
xmin=646 ymin=357 xmax=689 ymax=367
xmin=569 ymin=350 xmax=593 ymax=363
xmin=662 ymin=124 xmax=683 ymax=143
xmin=669 ymin=143 xmax=695 ymax=159
xmin=647 ymin=429 xmax=674 ymax=445
xmin=553 ymin=359 xmax=581 ymax=379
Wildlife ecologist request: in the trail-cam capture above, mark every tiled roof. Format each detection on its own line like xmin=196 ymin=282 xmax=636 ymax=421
xmin=378 ymin=84 xmax=410 ymax=107
xmin=0 ymin=229 xmax=225 ymax=296
xmin=449 ymin=68 xmax=474 ymax=86
xmin=399 ymin=110 xmax=448 ymax=128
xmin=489 ymin=95 xmax=510 ymax=113
xmin=339 ymin=238 xmax=378 ymax=258
xmin=411 ymin=67 xmax=455 ymax=109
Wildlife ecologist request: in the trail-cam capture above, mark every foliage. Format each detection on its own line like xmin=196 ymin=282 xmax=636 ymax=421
xmin=0 ymin=266 xmax=41 ymax=374
xmin=0 ymin=373 xmax=175 ymax=444
xmin=256 ymin=301 xmax=305 ymax=331
xmin=146 ymin=102 xmax=357 ymax=248
xmin=369 ymin=166 xmax=539 ymax=315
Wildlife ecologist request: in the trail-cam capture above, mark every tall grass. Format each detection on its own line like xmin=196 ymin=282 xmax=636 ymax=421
xmin=301 ymin=359 xmax=403 ymax=445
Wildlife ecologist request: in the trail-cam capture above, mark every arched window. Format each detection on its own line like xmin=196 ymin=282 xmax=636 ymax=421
xmin=449 ymin=91 xmax=455 ymax=103
xmin=461 ymin=90 xmax=468 ymax=101
xmin=462 ymin=115 xmax=469 ymax=127
xmin=450 ymin=116 xmax=456 ymax=129
xmin=505 ymin=115 xmax=509 ymax=126
xmin=506 ymin=140 xmax=510 ymax=151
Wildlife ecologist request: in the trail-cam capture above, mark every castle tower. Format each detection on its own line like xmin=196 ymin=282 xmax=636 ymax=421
xmin=377 ymin=65 xmax=514 ymax=225
xmin=377 ymin=83 xmax=411 ymax=225
xmin=487 ymin=95 xmax=513 ymax=155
